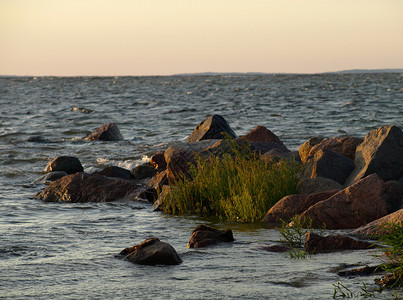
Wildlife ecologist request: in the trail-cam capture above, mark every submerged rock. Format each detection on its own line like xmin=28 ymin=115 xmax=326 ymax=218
xmin=34 ymin=173 xmax=140 ymax=202
xmin=120 ymin=238 xmax=182 ymax=266
xmin=304 ymin=232 xmax=372 ymax=253
xmin=300 ymin=174 xmax=387 ymax=229
xmin=345 ymin=125 xmax=403 ymax=186
xmin=187 ymin=225 xmax=234 ymax=248
xmin=83 ymin=123 xmax=123 ymax=141
xmin=187 ymin=114 xmax=237 ymax=143
xmin=44 ymin=156 xmax=84 ymax=175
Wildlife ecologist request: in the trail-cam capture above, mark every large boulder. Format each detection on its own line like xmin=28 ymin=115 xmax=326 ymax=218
xmin=134 ymin=170 xmax=168 ymax=202
xmin=33 ymin=171 xmax=68 ymax=185
xmin=34 ymin=173 xmax=140 ymax=202
xmin=131 ymin=163 xmax=156 ymax=180
xmin=383 ymin=180 xmax=403 ymax=213
xmin=44 ymin=156 xmax=83 ymax=175
xmin=120 ymin=238 xmax=182 ymax=265
xmin=150 ymin=151 xmax=167 ymax=171
xmin=187 ymin=225 xmax=234 ymax=248
xmin=299 ymin=137 xmax=325 ymax=163
xmin=304 ymin=232 xmax=372 ymax=253
xmin=345 ymin=125 xmax=403 ymax=186
xmin=301 ymin=149 xmax=354 ymax=185
xmin=187 ymin=115 xmax=237 ymax=143
xmin=239 ymin=126 xmax=286 ymax=147
xmin=353 ymin=209 xmax=403 ymax=238
xmin=262 ymin=190 xmax=339 ymax=223
xmin=296 ymin=177 xmax=343 ymax=195
xmin=299 ymin=174 xmax=388 ymax=229
xmin=83 ymin=123 xmax=123 ymax=141
xmin=306 ymin=136 xmax=363 ymax=161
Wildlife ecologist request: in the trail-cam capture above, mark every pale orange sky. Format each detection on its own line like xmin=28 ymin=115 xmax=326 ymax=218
xmin=1 ymin=0 xmax=402 ymax=76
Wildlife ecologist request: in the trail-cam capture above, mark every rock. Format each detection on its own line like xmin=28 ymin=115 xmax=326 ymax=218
xmin=296 ymin=177 xmax=343 ymax=195
xmin=262 ymin=190 xmax=339 ymax=223
xmin=300 ymin=174 xmax=388 ymax=229
xmin=34 ymin=173 xmax=140 ymax=202
xmin=383 ymin=180 xmax=403 ymax=213
xmin=239 ymin=126 xmax=286 ymax=147
xmin=27 ymin=135 xmax=48 ymax=143
xmin=132 ymin=163 xmax=157 ymax=180
xmin=152 ymin=185 xmax=171 ymax=211
xmin=261 ymin=244 xmax=291 ymax=253
xmin=345 ymin=125 xmax=403 ymax=186
xmin=338 ymin=265 xmax=381 ymax=277
xmin=304 ymin=232 xmax=372 ymax=253
xmin=307 ymin=136 xmax=364 ymax=160
xmin=33 ymin=171 xmax=68 ymax=184
xmin=299 ymin=137 xmax=325 ymax=163
xmin=261 ymin=148 xmax=293 ymax=161
xmin=187 ymin=225 xmax=234 ymax=248
xmin=44 ymin=156 xmax=84 ymax=175
xmin=164 ymin=140 xmax=218 ymax=181
xmin=134 ymin=171 xmax=168 ymax=202
xmin=353 ymin=209 xmax=403 ymax=238
xmin=120 ymin=238 xmax=182 ymax=265
xmin=150 ymin=151 xmax=167 ymax=171
xmin=187 ymin=114 xmax=237 ymax=143
xmin=83 ymin=123 xmax=123 ymax=141
xmin=95 ymin=166 xmax=133 ymax=180
xmin=301 ymin=149 xmax=354 ymax=185
xmin=249 ymin=141 xmax=290 ymax=155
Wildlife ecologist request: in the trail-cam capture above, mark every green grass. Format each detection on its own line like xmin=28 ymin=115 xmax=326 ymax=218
xmin=162 ymin=144 xmax=300 ymax=222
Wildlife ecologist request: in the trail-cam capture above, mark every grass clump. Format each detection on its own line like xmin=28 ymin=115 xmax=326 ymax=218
xmin=162 ymin=143 xmax=300 ymax=222
xmin=375 ymin=223 xmax=403 ymax=294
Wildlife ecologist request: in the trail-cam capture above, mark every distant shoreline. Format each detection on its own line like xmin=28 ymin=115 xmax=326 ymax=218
xmin=1 ymin=69 xmax=402 ymax=77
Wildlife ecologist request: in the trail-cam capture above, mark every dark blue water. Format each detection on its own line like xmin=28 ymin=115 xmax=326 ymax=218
xmin=1 ymin=74 xmax=402 ymax=299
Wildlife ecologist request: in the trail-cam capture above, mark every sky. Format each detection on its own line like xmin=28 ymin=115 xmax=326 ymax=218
xmin=1 ymin=0 xmax=402 ymax=76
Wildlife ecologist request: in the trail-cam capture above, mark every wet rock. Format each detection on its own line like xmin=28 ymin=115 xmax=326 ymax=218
xmin=187 ymin=114 xmax=237 ymax=143
xmin=304 ymin=232 xmax=372 ymax=253
xmin=299 ymin=137 xmax=325 ymax=163
xmin=307 ymin=136 xmax=363 ymax=161
xmin=337 ymin=265 xmax=381 ymax=277
xmin=383 ymin=180 xmax=403 ymax=213
xmin=34 ymin=173 xmax=140 ymax=202
xmin=95 ymin=166 xmax=133 ymax=180
xmin=301 ymin=149 xmax=354 ymax=185
xmin=120 ymin=238 xmax=182 ymax=266
xmin=262 ymin=190 xmax=339 ymax=223
xmin=33 ymin=171 xmax=68 ymax=184
xmin=300 ymin=174 xmax=387 ymax=229
xmin=150 ymin=151 xmax=167 ymax=171
xmin=353 ymin=209 xmax=403 ymax=238
xmin=27 ymin=135 xmax=48 ymax=143
xmin=44 ymin=156 xmax=84 ymax=175
xmin=132 ymin=163 xmax=156 ymax=180
xmin=187 ymin=225 xmax=234 ymax=248
xmin=296 ymin=177 xmax=343 ymax=195
xmin=261 ymin=244 xmax=291 ymax=253
xmin=345 ymin=125 xmax=403 ymax=186
xmin=134 ymin=171 xmax=168 ymax=202
xmin=152 ymin=185 xmax=171 ymax=211
xmin=83 ymin=123 xmax=123 ymax=141
xmin=376 ymin=273 xmax=401 ymax=289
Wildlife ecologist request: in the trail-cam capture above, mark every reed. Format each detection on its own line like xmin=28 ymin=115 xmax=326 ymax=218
xmin=162 ymin=143 xmax=300 ymax=222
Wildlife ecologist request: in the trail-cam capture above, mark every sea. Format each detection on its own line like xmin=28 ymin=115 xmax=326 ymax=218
xmin=1 ymin=73 xmax=402 ymax=299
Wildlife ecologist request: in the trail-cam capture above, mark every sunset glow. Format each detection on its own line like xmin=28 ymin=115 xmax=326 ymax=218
xmin=1 ymin=0 xmax=402 ymax=76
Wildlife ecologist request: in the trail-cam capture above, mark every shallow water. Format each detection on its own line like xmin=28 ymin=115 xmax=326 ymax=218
xmin=1 ymin=74 xmax=402 ymax=299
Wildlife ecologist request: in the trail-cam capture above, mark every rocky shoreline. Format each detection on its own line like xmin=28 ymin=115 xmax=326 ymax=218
xmin=32 ymin=115 xmax=402 ymax=289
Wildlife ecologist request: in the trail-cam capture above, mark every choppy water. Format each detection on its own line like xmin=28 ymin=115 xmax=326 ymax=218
xmin=1 ymin=74 xmax=402 ymax=299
